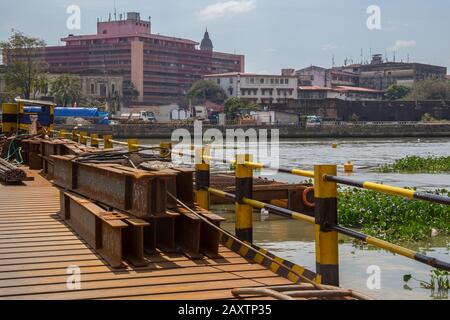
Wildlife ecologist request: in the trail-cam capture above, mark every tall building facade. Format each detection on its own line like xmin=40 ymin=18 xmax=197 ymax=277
xmin=41 ymin=12 xmax=244 ymax=105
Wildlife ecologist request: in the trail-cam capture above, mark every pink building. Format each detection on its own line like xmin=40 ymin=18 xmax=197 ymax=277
xmin=43 ymin=12 xmax=245 ymax=105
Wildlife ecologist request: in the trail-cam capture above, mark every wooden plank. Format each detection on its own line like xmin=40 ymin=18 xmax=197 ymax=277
xmin=0 ymin=232 xmax=76 ymax=239
xmin=0 ymin=236 xmax=82 ymax=244
xmin=0 ymin=244 xmax=89 ymax=254
xmin=0 ymin=239 xmax=86 ymax=249
xmin=0 ymin=254 xmax=101 ymax=269
xmin=0 ymin=257 xmax=251 ymax=279
xmin=0 ymin=248 xmax=95 ymax=260
xmin=1 ymin=278 xmax=269 ymax=300
xmin=0 ymin=229 xmax=76 ymax=236
xmin=0 ymin=264 xmax=266 ymax=288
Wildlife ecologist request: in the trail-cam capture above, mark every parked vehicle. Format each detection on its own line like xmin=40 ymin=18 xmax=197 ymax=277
xmin=305 ymin=115 xmax=322 ymax=126
xmin=120 ymin=111 xmax=156 ymax=122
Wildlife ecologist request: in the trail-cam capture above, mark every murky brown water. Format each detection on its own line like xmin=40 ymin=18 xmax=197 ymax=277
xmin=138 ymin=137 xmax=450 ymax=300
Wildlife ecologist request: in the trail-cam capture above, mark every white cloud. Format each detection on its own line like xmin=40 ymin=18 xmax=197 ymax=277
xmin=321 ymin=43 xmax=338 ymax=51
xmin=389 ymin=40 xmax=416 ymax=51
xmin=198 ymin=0 xmax=256 ymax=21
xmin=264 ymin=48 xmax=277 ymax=53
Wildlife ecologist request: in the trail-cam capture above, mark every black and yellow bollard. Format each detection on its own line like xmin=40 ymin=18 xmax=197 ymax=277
xmin=72 ymin=130 xmax=79 ymax=142
xmin=160 ymin=142 xmax=172 ymax=159
xmin=314 ymin=164 xmax=339 ymax=286
xmin=195 ymin=147 xmax=210 ymax=210
xmin=90 ymin=134 xmax=99 ymax=148
xmin=128 ymin=139 xmax=139 ymax=152
xmin=235 ymin=154 xmax=253 ymax=243
xmin=80 ymin=131 xmax=88 ymax=145
xmin=103 ymin=135 xmax=113 ymax=149
xmin=59 ymin=129 xmax=67 ymax=138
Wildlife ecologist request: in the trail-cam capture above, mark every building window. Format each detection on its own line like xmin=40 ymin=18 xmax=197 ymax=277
xmin=260 ymin=78 xmax=264 ymax=84
xmin=217 ymin=79 xmax=220 ymax=85
xmin=90 ymin=83 xmax=95 ymax=94
xmin=99 ymin=84 xmax=107 ymax=97
xmin=250 ymin=78 xmax=254 ymax=84
xmin=111 ymin=84 xmax=115 ymax=94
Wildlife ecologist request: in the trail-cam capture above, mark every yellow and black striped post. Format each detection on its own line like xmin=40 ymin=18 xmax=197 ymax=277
xmin=59 ymin=129 xmax=67 ymax=138
xmin=72 ymin=130 xmax=79 ymax=142
xmin=128 ymin=139 xmax=139 ymax=152
xmin=103 ymin=135 xmax=113 ymax=149
xmin=195 ymin=147 xmax=210 ymax=210
xmin=79 ymin=131 xmax=88 ymax=145
xmin=235 ymin=154 xmax=253 ymax=243
xmin=160 ymin=142 xmax=172 ymax=159
xmin=314 ymin=164 xmax=339 ymax=286
xmin=1 ymin=103 xmax=19 ymax=134
xmin=90 ymin=134 xmax=99 ymax=148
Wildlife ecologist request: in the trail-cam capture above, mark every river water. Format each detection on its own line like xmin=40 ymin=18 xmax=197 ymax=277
xmin=139 ymin=137 xmax=450 ymax=300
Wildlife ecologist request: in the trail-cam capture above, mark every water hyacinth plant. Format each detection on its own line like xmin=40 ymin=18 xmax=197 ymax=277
xmin=337 ymin=188 xmax=450 ymax=242
xmin=378 ymin=156 xmax=450 ymax=173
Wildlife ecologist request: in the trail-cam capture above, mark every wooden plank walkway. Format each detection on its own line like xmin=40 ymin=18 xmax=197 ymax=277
xmin=0 ymin=170 xmax=292 ymax=300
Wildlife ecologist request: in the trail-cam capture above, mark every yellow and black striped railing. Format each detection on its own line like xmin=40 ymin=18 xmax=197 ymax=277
xmin=208 ymin=187 xmax=450 ymax=272
xmin=47 ymin=130 xmax=450 ymax=284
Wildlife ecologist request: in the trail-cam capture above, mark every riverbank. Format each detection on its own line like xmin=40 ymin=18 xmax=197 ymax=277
xmin=56 ymin=122 xmax=450 ymax=139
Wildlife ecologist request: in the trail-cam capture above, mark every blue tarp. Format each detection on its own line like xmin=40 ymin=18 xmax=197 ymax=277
xmin=24 ymin=106 xmax=100 ymax=118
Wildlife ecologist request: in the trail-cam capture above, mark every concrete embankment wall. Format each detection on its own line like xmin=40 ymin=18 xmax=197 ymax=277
xmin=56 ymin=123 xmax=450 ymax=139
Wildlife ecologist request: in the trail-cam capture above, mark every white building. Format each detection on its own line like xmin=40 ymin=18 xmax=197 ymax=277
xmin=204 ymin=72 xmax=298 ymax=105
xmin=298 ymin=86 xmax=384 ymax=101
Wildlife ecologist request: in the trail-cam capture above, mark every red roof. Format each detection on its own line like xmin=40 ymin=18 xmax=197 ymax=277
xmin=204 ymin=100 xmax=224 ymax=113
xmin=334 ymin=86 xmax=383 ymax=93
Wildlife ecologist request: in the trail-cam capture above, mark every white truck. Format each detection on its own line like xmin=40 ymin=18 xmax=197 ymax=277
xmin=120 ymin=111 xmax=156 ymax=122
xmin=193 ymin=106 xmax=208 ymax=121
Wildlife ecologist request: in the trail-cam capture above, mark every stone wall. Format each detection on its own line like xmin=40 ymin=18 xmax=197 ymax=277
xmin=57 ymin=122 xmax=450 ymax=139
xmin=285 ymin=99 xmax=450 ymax=121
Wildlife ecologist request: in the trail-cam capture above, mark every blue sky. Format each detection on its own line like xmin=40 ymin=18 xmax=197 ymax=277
xmin=1 ymin=0 xmax=449 ymax=73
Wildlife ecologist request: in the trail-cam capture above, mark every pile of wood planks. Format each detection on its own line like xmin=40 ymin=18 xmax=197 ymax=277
xmin=0 ymin=158 xmax=27 ymax=183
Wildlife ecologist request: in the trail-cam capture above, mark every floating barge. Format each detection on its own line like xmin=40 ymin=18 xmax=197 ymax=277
xmin=0 ymin=136 xmax=369 ymax=300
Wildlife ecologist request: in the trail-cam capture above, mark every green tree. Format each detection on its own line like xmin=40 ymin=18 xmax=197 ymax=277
xmin=186 ymin=80 xmax=228 ymax=105
xmin=50 ymin=74 xmax=82 ymax=106
xmin=405 ymin=79 xmax=450 ymax=101
xmin=384 ymin=84 xmax=411 ymax=100
xmin=224 ymin=97 xmax=260 ymax=119
xmin=0 ymin=31 xmax=48 ymax=99
xmin=122 ymin=80 xmax=139 ymax=107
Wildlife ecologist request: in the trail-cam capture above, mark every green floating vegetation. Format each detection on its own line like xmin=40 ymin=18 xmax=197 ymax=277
xmin=338 ymin=188 xmax=450 ymax=242
xmin=378 ymin=156 xmax=450 ymax=173
xmin=403 ymin=269 xmax=449 ymax=299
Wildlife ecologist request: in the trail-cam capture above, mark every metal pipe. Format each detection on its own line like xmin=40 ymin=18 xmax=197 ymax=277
xmin=325 ymin=175 xmax=450 ymax=205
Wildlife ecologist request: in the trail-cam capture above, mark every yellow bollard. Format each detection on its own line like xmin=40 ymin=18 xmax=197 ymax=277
xmin=344 ymin=161 xmax=354 ymax=173
xmin=59 ymin=129 xmax=67 ymax=138
xmin=103 ymin=135 xmax=113 ymax=149
xmin=331 ymin=143 xmax=338 ymax=149
xmin=314 ymin=164 xmax=339 ymax=286
xmin=79 ymin=131 xmax=87 ymax=145
xmin=72 ymin=130 xmax=79 ymax=142
xmin=195 ymin=147 xmax=210 ymax=210
xmin=127 ymin=139 xmax=139 ymax=152
xmin=90 ymin=134 xmax=99 ymax=148
xmin=235 ymin=154 xmax=253 ymax=243
xmin=160 ymin=142 xmax=172 ymax=159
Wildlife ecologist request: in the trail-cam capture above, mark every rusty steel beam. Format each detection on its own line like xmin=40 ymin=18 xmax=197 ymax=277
xmin=175 ymin=207 xmax=202 ymax=259
xmin=196 ymin=206 xmax=226 ymax=258
xmin=52 ymin=155 xmax=175 ymax=218
xmin=61 ymin=191 xmax=127 ymax=268
xmin=60 ymin=191 xmax=155 ymax=269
